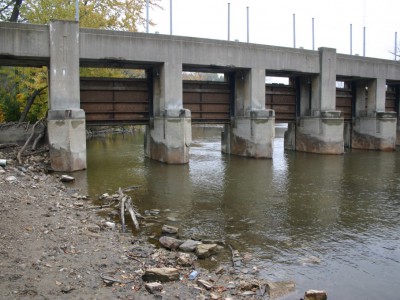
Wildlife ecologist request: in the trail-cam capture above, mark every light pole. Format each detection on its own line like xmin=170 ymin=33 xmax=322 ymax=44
xmin=293 ymin=14 xmax=296 ymax=48
xmin=75 ymin=0 xmax=79 ymax=22
xmin=246 ymin=6 xmax=249 ymax=43
xmin=312 ymin=17 xmax=315 ymax=50
xmin=350 ymin=24 xmax=353 ymax=55
xmin=363 ymin=26 xmax=366 ymax=56
xmin=170 ymin=0 xmax=173 ymax=35
xmin=146 ymin=0 xmax=149 ymax=33
xmin=228 ymin=3 xmax=230 ymax=41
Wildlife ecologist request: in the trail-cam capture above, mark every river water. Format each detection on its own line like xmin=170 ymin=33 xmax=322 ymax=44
xmin=72 ymin=125 xmax=400 ymax=299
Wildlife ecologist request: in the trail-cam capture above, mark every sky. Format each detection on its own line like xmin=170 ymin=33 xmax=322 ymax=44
xmin=144 ymin=0 xmax=399 ymax=60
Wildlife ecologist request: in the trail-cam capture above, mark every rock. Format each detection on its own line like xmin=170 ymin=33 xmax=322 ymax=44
xmin=142 ymin=267 xmax=180 ymax=282
xmin=0 ymin=169 xmax=5 ymax=174
xmin=162 ymin=224 xmax=179 ymax=234
xmin=304 ymin=290 xmax=327 ymax=300
xmin=86 ymin=224 xmax=100 ymax=233
xmin=240 ymin=291 xmax=256 ymax=296
xmin=5 ymin=176 xmax=17 ymax=182
xmin=240 ymin=280 xmax=259 ymax=291
xmin=100 ymin=193 xmax=110 ymax=199
xmin=210 ymin=292 xmax=219 ymax=300
xmin=149 ymin=209 xmax=160 ymax=215
xmin=176 ymin=253 xmax=194 ymax=267
xmin=197 ymin=279 xmax=213 ymax=290
xmin=60 ymin=175 xmax=74 ymax=182
xmin=179 ymin=239 xmax=202 ymax=252
xmin=159 ymin=236 xmax=184 ymax=250
xmin=195 ymin=243 xmax=218 ymax=259
xmin=267 ymin=281 xmax=296 ymax=299
xmin=145 ymin=282 xmax=163 ymax=294
xmin=104 ymin=221 xmax=116 ymax=230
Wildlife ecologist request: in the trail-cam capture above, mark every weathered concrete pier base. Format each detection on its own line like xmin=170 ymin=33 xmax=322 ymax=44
xmin=222 ymin=109 xmax=275 ymax=158
xmin=145 ymin=109 xmax=191 ymax=164
xmin=352 ymin=112 xmax=397 ymax=151
xmin=296 ymin=111 xmax=344 ymax=154
xmin=351 ymin=79 xmax=397 ymax=151
xmin=48 ymin=110 xmax=87 ymax=171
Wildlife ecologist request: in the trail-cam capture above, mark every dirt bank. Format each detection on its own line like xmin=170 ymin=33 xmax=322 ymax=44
xmin=0 ymin=146 xmax=297 ymax=300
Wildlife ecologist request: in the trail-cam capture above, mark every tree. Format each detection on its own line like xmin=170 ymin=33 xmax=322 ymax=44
xmin=0 ymin=0 xmax=24 ymax=22
xmin=0 ymin=0 xmax=161 ymax=123
xmin=21 ymin=0 xmax=161 ymax=31
xmin=0 ymin=66 xmax=48 ymax=123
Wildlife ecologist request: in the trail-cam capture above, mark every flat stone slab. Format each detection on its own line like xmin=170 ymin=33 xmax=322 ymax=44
xmin=195 ymin=243 xmax=218 ymax=259
xmin=142 ymin=267 xmax=180 ymax=283
xmin=162 ymin=224 xmax=179 ymax=234
xmin=145 ymin=282 xmax=163 ymax=294
xmin=179 ymin=239 xmax=202 ymax=252
xmin=159 ymin=236 xmax=183 ymax=250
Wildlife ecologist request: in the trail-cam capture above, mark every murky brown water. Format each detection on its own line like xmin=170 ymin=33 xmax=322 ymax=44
xmin=72 ymin=125 xmax=400 ymax=299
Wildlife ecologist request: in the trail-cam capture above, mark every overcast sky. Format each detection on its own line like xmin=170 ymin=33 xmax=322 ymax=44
xmin=146 ymin=0 xmax=399 ymax=60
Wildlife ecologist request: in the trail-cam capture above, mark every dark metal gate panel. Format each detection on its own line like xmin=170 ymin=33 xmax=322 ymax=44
xmin=336 ymin=85 xmax=353 ymax=121
xmin=385 ymin=85 xmax=397 ymax=112
xmin=265 ymin=84 xmax=296 ymax=123
xmin=183 ymin=81 xmax=231 ymax=123
xmin=80 ymin=78 xmax=149 ymax=125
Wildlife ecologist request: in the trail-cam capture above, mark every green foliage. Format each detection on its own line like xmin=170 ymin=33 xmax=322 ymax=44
xmin=0 ymin=94 xmax=21 ymax=122
xmin=21 ymin=0 xmax=161 ymax=31
xmin=0 ymin=0 xmax=161 ymax=123
xmin=0 ymin=66 xmax=48 ymax=123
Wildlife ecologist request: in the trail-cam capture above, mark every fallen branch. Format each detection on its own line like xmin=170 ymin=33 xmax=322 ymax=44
xmin=118 ymin=188 xmax=140 ymax=232
xmin=0 ymin=143 xmax=18 ymax=149
xmin=120 ymin=195 xmax=127 ymax=232
xmin=17 ymin=119 xmax=42 ymax=164
xmin=122 ymin=185 xmax=141 ymax=192
xmin=32 ymin=122 xmax=46 ymax=151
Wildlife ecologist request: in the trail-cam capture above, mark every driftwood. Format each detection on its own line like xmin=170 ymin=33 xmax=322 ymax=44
xmin=0 ymin=143 xmax=18 ymax=149
xmin=118 ymin=187 xmax=140 ymax=232
xmin=17 ymin=119 xmax=41 ymax=164
xmin=31 ymin=122 xmax=46 ymax=151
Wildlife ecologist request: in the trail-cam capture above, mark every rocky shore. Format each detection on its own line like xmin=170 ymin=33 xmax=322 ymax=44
xmin=0 ymin=146 xmax=326 ymax=300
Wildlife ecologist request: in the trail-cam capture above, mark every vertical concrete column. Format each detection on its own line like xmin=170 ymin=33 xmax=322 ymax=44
xmin=295 ymin=47 xmax=344 ymax=154
xmin=222 ymin=68 xmax=275 ymax=158
xmin=352 ymin=78 xmax=397 ymax=151
xmin=145 ymin=62 xmax=191 ymax=164
xmin=47 ymin=20 xmax=86 ymax=171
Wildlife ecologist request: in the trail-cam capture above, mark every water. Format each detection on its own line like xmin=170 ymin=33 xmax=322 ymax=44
xmin=72 ymin=126 xmax=400 ymax=299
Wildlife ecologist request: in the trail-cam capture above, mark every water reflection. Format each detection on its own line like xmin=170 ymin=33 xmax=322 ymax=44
xmin=71 ymin=126 xmax=400 ymax=300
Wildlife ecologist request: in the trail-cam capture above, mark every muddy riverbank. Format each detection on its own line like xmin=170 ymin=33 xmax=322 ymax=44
xmin=0 ymin=146 xmax=303 ymax=300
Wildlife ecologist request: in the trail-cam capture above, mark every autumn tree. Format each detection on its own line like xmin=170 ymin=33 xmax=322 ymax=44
xmin=0 ymin=0 xmax=161 ymax=122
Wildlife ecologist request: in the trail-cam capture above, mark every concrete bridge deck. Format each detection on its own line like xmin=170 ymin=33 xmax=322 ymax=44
xmin=1 ymin=21 xmax=399 ymax=171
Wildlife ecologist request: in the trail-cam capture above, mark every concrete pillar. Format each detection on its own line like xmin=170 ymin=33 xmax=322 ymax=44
xmin=222 ymin=68 xmax=275 ymax=158
xmin=47 ymin=21 xmax=86 ymax=171
xmin=352 ymin=78 xmax=397 ymax=151
xmin=295 ymin=48 xmax=344 ymax=154
xmin=145 ymin=62 xmax=191 ymax=164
